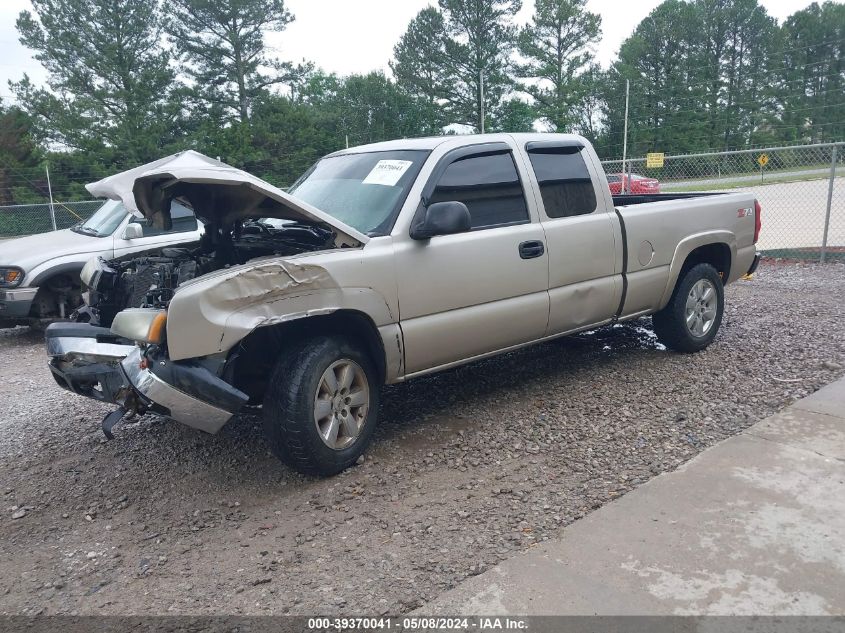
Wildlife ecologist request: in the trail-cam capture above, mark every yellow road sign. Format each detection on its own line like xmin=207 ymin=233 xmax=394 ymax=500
xmin=757 ymin=154 xmax=769 ymax=167
xmin=646 ymin=152 xmax=665 ymax=168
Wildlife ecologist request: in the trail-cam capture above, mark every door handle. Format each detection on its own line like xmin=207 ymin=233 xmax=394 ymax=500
xmin=519 ymin=240 xmax=545 ymax=259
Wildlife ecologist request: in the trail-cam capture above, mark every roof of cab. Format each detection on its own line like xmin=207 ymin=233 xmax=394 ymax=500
xmin=328 ymin=132 xmax=589 ymax=156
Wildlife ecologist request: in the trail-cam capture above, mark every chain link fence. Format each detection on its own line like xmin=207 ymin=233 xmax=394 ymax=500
xmin=602 ymin=142 xmax=845 ymax=262
xmin=0 ymin=200 xmax=102 ymax=238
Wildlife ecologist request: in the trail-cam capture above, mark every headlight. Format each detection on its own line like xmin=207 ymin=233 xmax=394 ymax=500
xmin=0 ymin=267 xmax=24 ymax=288
xmin=111 ymin=309 xmax=168 ymax=344
xmin=80 ymin=257 xmax=100 ymax=289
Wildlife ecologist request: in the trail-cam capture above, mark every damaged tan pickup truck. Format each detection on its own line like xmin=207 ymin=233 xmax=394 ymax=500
xmin=47 ymin=134 xmax=761 ymax=475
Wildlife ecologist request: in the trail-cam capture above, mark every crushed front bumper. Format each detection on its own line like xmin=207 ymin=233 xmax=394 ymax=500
xmin=47 ymin=323 xmax=248 ymax=434
xmin=47 ymin=323 xmax=135 ymax=402
xmin=121 ymin=348 xmax=246 ymax=433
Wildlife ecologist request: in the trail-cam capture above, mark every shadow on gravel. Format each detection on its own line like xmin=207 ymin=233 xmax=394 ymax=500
xmin=221 ymin=319 xmax=665 ymax=461
xmin=371 ymin=318 xmax=666 ymax=446
xmin=0 ymin=325 xmax=43 ymax=348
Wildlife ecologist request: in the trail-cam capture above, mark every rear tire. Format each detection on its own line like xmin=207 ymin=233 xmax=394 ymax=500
xmin=262 ymin=335 xmax=380 ymax=476
xmin=652 ymin=263 xmax=724 ymax=353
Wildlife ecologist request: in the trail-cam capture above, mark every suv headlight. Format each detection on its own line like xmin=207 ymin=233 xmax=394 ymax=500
xmin=0 ymin=267 xmax=24 ymax=288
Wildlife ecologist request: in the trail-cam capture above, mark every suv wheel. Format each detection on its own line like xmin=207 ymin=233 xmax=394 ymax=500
xmin=652 ymin=263 xmax=724 ymax=353
xmin=263 ymin=335 xmax=380 ymax=476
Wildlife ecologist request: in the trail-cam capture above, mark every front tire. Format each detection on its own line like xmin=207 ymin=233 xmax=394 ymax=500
xmin=652 ymin=263 xmax=724 ymax=353
xmin=263 ymin=335 xmax=380 ymax=476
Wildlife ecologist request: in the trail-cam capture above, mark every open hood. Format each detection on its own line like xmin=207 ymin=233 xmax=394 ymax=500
xmin=85 ymin=150 xmax=367 ymax=247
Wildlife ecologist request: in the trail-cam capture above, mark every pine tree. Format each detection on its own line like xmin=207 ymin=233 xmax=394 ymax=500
xmin=165 ymin=0 xmax=311 ymax=125
xmin=604 ymin=0 xmax=705 ymax=156
xmin=438 ymin=0 xmax=522 ymax=131
xmin=391 ymin=7 xmax=450 ymax=135
xmin=12 ymin=0 xmax=175 ymax=164
xmin=0 ymin=103 xmax=43 ymax=205
xmin=777 ymin=1 xmax=845 ymax=143
xmin=515 ymin=0 xmax=601 ymax=131
xmin=694 ymin=0 xmax=778 ymax=149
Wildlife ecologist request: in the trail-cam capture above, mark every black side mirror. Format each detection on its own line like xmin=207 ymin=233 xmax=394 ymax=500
xmin=410 ymin=201 xmax=471 ymax=240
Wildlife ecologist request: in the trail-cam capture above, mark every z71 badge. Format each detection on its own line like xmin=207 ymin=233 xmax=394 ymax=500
xmin=737 ymin=207 xmax=754 ymax=218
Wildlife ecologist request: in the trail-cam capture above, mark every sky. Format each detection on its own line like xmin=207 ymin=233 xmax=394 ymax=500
xmin=0 ymin=0 xmax=821 ymax=102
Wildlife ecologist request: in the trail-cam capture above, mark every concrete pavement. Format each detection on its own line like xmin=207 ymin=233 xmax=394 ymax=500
xmin=420 ymin=377 xmax=845 ymax=615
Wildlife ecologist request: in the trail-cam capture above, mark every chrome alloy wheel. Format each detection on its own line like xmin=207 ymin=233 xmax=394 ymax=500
xmin=685 ymin=279 xmax=718 ymax=337
xmin=313 ymin=359 xmax=370 ymax=450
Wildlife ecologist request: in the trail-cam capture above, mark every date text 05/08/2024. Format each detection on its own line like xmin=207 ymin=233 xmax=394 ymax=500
xmin=306 ymin=616 xmax=529 ymax=630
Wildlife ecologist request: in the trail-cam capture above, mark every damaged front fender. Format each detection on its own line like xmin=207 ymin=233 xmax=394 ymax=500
xmin=165 ymin=255 xmax=396 ymax=364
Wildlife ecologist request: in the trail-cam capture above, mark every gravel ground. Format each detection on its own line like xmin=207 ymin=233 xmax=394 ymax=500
xmin=0 ymin=260 xmax=843 ymax=616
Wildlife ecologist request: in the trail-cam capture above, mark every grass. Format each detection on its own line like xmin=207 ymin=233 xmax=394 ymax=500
xmin=663 ymin=170 xmax=840 ymax=192
xmin=762 ymin=247 xmax=845 ymax=262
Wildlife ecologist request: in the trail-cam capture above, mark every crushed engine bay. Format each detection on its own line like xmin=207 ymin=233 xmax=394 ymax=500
xmin=77 ymin=219 xmax=337 ymax=327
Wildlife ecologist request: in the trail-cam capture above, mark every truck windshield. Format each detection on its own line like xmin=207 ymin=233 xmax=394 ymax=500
xmin=72 ymin=200 xmax=128 ymax=237
xmin=289 ymin=150 xmax=428 ymax=236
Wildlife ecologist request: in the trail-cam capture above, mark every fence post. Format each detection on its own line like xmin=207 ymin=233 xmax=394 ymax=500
xmin=820 ymin=144 xmax=838 ymax=264
xmin=621 ymin=79 xmax=629 ymax=194
xmin=45 ymin=163 xmax=57 ymax=232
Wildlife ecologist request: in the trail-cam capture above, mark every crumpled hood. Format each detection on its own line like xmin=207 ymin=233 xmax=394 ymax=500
xmin=0 ymin=228 xmax=109 ymax=280
xmin=85 ymin=150 xmax=367 ymax=248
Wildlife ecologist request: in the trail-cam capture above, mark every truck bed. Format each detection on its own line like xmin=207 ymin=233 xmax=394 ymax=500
xmin=612 ymin=192 xmax=725 ymax=207
xmin=611 ymin=189 xmax=758 ymax=317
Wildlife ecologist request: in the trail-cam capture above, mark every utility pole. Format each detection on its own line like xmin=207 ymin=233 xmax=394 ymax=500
xmin=45 ymin=163 xmax=57 ymax=232
xmin=621 ymin=79 xmax=630 ymax=194
xmin=479 ymin=68 xmax=485 ymax=134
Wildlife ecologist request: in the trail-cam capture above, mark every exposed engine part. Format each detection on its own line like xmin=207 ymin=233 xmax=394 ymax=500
xmin=78 ymin=220 xmax=336 ymax=328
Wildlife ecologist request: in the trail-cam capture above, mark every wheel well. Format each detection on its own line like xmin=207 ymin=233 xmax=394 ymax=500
xmin=29 ymin=270 xmax=83 ymax=318
xmin=225 ymin=310 xmax=387 ymax=403
xmin=681 ymin=243 xmax=731 ymax=282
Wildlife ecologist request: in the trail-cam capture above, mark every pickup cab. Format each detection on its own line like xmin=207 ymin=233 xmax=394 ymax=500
xmin=47 ymin=135 xmax=761 ymax=475
xmin=0 ymin=199 xmax=202 ymax=328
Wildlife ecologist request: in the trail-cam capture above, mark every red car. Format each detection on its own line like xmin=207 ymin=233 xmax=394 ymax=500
xmin=607 ymin=173 xmax=661 ymax=195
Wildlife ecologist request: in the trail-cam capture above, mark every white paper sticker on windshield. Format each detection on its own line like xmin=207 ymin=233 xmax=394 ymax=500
xmin=362 ymin=160 xmax=413 ymax=187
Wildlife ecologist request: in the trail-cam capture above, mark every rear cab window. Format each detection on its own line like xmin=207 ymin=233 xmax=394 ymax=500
xmin=429 ymin=150 xmax=529 ymax=230
xmin=526 ymin=144 xmax=597 ymax=218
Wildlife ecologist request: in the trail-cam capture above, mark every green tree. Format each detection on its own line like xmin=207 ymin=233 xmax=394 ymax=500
xmin=304 ymin=71 xmax=427 ymax=147
xmin=694 ymin=0 xmax=778 ymax=148
xmin=489 ymin=99 xmax=537 ymax=132
xmin=195 ymin=94 xmax=336 ymax=187
xmin=515 ymin=0 xmax=601 ymax=131
xmin=569 ymin=65 xmax=604 ymax=142
xmin=602 ymin=0 xmax=704 ymax=156
xmin=776 ymin=1 xmax=845 ymax=143
xmin=438 ymin=0 xmax=522 ymax=131
xmin=165 ymin=0 xmax=310 ymax=125
xmin=248 ymin=95 xmax=339 ymax=186
xmin=391 ymin=7 xmax=450 ymax=135
xmin=11 ymin=0 xmax=175 ymax=165
xmin=600 ymin=0 xmax=779 ymax=157
xmin=0 ymin=103 xmax=43 ymax=205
